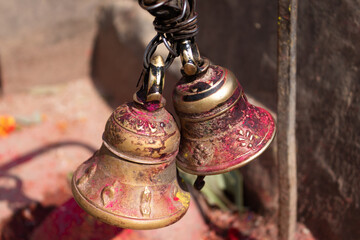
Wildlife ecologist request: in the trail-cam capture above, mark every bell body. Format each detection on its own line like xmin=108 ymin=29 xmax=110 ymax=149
xmin=173 ymin=65 xmax=276 ymax=175
xmin=72 ymin=101 xmax=190 ymax=229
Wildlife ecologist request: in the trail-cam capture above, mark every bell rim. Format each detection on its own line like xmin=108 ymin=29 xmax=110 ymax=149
xmin=71 ymin=175 xmax=190 ymax=230
xmin=176 ymin=120 xmax=277 ymax=176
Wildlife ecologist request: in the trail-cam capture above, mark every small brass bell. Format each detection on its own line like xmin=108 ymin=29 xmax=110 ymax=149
xmin=173 ymin=40 xmax=276 ymax=176
xmin=72 ymin=56 xmax=190 ymax=229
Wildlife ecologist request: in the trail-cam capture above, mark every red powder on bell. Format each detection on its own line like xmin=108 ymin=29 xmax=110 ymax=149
xmin=145 ymin=102 xmax=161 ymax=112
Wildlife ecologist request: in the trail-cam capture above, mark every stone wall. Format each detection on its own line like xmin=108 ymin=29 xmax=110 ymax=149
xmin=0 ymin=0 xmax=100 ymax=93
xmin=296 ymin=0 xmax=360 ymax=239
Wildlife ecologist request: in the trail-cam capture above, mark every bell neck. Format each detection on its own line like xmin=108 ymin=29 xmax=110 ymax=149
xmin=134 ymin=97 xmax=167 ymax=112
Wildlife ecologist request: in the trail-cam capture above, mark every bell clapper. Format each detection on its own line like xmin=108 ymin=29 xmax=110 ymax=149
xmin=194 ymin=176 xmax=206 ymax=191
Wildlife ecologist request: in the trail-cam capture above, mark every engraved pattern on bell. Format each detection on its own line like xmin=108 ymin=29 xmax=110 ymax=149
xmin=140 ymin=186 xmax=152 ymax=217
xmin=101 ymin=184 xmax=116 ymax=206
xmin=193 ymin=143 xmax=214 ymax=166
xmin=102 ymin=102 xmax=180 ymax=164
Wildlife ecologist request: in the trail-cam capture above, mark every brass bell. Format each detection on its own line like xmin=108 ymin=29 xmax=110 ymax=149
xmin=173 ymin=40 xmax=276 ymax=176
xmin=72 ymin=56 xmax=190 ymax=230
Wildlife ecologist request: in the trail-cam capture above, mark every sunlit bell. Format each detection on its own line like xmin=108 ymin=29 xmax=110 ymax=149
xmin=173 ymin=41 xmax=276 ymax=176
xmin=71 ymin=56 xmax=190 ymax=230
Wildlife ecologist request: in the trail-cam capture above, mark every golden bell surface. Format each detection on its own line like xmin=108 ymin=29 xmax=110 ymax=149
xmin=72 ymin=56 xmax=190 ymax=230
xmin=173 ymin=64 xmax=276 ymax=175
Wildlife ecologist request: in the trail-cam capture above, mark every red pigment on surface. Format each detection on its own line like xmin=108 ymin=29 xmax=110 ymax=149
xmin=105 ymin=199 xmax=122 ymax=211
xmin=166 ymin=197 xmax=176 ymax=211
xmin=106 ymin=201 xmax=115 ymax=208
xmin=144 ymin=102 xmax=161 ymax=112
xmin=173 ymin=197 xmax=179 ymax=201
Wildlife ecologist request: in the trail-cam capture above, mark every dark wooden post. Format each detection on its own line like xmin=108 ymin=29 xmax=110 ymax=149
xmin=277 ymin=0 xmax=298 ymax=239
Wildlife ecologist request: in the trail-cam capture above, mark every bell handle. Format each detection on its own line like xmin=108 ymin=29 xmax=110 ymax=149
xmin=134 ymin=55 xmax=166 ymax=106
xmin=179 ymin=39 xmax=209 ymax=76
xmin=146 ymin=55 xmax=165 ymax=102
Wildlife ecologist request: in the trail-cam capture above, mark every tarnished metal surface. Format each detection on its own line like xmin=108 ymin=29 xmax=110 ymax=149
xmin=72 ymin=146 xmax=190 ymax=229
xmin=102 ymin=101 xmax=179 ymax=164
xmin=173 ymin=65 xmax=276 ymax=175
xmin=71 ymin=56 xmax=190 ymax=229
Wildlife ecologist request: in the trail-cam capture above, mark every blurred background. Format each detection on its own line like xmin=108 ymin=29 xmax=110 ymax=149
xmin=0 ymin=0 xmax=359 ymax=239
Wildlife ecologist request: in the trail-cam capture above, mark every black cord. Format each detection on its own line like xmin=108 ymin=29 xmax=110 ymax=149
xmin=138 ymin=0 xmax=199 ymax=86
xmin=139 ymin=0 xmax=199 ymax=41
xmin=139 ymin=0 xmax=199 ymax=69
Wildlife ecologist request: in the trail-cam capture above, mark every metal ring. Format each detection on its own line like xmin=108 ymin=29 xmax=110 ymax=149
xmin=143 ymin=34 xmax=161 ymax=69
xmin=138 ymin=0 xmax=167 ymax=11
xmin=143 ymin=34 xmax=177 ymax=70
xmin=164 ymin=52 xmax=176 ymax=69
xmin=160 ymin=34 xmax=179 ymax=57
xmin=143 ymin=0 xmax=199 ymax=42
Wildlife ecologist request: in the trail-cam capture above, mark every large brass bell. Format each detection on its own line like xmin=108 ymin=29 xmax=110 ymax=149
xmin=173 ymin=40 xmax=276 ymax=176
xmin=72 ymin=56 xmax=190 ymax=229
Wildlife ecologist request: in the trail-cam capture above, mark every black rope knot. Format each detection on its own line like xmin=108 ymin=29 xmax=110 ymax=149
xmin=139 ymin=0 xmax=199 ymax=41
